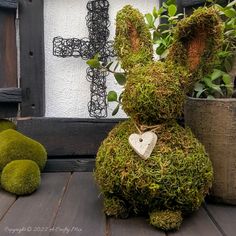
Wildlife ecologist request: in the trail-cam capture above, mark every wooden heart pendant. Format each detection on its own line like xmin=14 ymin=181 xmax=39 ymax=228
xmin=128 ymin=131 xmax=157 ymax=160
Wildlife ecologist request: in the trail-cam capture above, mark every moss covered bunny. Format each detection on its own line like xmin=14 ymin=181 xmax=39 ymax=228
xmin=0 ymin=119 xmax=47 ymax=195
xmin=95 ymin=5 xmax=223 ymax=231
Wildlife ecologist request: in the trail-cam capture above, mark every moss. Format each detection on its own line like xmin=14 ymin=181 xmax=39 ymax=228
xmin=122 ymin=61 xmax=190 ymax=125
xmin=114 ymin=5 xmax=153 ymax=71
xmin=167 ymin=7 xmax=223 ymax=91
xmin=0 ymin=129 xmax=47 ymax=171
xmin=0 ymin=119 xmax=16 ymax=133
xmin=1 ymin=160 xmax=41 ymax=195
xmin=103 ymin=196 xmax=129 ymax=219
xmin=95 ymin=120 xmax=213 ymax=218
xmin=149 ymin=210 xmax=183 ymax=231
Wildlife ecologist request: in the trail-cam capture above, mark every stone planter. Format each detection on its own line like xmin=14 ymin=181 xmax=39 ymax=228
xmin=184 ymin=97 xmax=236 ymax=204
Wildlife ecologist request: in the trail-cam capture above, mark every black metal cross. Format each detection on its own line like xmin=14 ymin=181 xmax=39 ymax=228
xmin=53 ymin=0 xmax=115 ymax=118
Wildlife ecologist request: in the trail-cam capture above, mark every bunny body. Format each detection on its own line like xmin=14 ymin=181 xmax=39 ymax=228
xmin=95 ymin=5 xmax=222 ymax=231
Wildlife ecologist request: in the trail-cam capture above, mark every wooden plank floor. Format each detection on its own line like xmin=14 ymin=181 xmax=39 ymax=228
xmin=0 ymin=172 xmax=235 ymax=236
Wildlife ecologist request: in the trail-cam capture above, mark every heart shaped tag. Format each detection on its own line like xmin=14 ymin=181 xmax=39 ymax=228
xmin=128 ymin=131 xmax=157 ymax=160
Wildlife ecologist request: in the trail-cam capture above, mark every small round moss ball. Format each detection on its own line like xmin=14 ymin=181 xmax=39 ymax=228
xmin=0 ymin=129 xmax=47 ymax=171
xmin=149 ymin=210 xmax=183 ymax=231
xmin=1 ymin=160 xmax=41 ymax=195
xmin=0 ymin=119 xmax=16 ymax=133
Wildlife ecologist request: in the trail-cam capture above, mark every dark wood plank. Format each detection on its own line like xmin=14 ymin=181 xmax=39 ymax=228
xmin=0 ymin=173 xmax=71 ymax=236
xmin=206 ymin=203 xmax=236 ymax=236
xmin=0 ymin=103 xmax=18 ymax=118
xmin=0 ymin=8 xmax=17 ymax=88
xmin=44 ymin=158 xmax=95 ymax=172
xmin=110 ymin=217 xmax=165 ymax=236
xmin=0 ymin=0 xmax=17 ymax=9
xmin=0 ymin=88 xmax=22 ymax=103
xmin=50 ymin=172 xmax=106 ymax=236
xmin=17 ymin=117 xmax=124 ymax=156
xmin=0 ymin=190 xmax=16 ymax=220
xmin=169 ymin=208 xmax=222 ymax=236
xmin=18 ymin=0 xmax=45 ymax=116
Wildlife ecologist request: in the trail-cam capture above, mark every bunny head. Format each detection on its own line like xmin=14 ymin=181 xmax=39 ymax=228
xmin=114 ymin=5 xmax=223 ymax=125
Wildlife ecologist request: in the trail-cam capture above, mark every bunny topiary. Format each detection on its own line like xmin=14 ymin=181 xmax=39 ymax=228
xmin=95 ymin=5 xmax=223 ymax=231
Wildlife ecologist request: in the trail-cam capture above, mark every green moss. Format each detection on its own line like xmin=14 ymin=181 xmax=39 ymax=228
xmin=95 ymin=120 xmax=213 ymax=218
xmin=167 ymin=7 xmax=223 ymax=90
xmin=149 ymin=210 xmax=183 ymax=231
xmin=103 ymin=196 xmax=129 ymax=219
xmin=0 ymin=119 xmax=16 ymax=133
xmin=114 ymin=5 xmax=153 ymax=71
xmin=1 ymin=160 xmax=41 ymax=195
xmin=122 ymin=61 xmax=189 ymax=125
xmin=0 ymin=129 xmax=47 ymax=171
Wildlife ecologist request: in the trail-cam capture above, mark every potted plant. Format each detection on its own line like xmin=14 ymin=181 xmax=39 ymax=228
xmin=184 ymin=0 xmax=236 ymax=204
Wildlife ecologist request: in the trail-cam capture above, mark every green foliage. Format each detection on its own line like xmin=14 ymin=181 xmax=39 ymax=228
xmin=0 ymin=119 xmax=16 ymax=133
xmin=0 ymin=129 xmax=47 ymax=171
xmin=149 ymin=210 xmax=182 ymax=231
xmin=193 ymin=69 xmax=233 ymax=98
xmin=1 ymin=160 xmax=41 ymax=195
xmin=145 ymin=0 xmax=183 ymax=58
xmin=86 ymin=54 xmax=101 ymax=68
xmin=95 ymin=120 xmax=213 ymax=221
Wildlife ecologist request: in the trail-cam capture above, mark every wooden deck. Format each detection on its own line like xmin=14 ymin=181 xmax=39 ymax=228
xmin=0 ymin=172 xmax=235 ymax=236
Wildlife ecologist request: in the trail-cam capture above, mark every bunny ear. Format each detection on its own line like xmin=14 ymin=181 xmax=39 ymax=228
xmin=167 ymin=7 xmax=223 ymax=85
xmin=114 ymin=5 xmax=153 ymax=71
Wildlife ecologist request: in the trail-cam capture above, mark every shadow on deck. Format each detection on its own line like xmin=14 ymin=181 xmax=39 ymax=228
xmin=0 ymin=172 xmax=235 ymax=236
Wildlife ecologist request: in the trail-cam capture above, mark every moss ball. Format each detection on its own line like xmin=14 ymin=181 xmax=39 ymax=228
xmin=0 ymin=129 xmax=47 ymax=171
xmin=0 ymin=119 xmax=16 ymax=133
xmin=122 ymin=62 xmax=189 ymax=125
xmin=1 ymin=160 xmax=41 ymax=195
xmin=95 ymin=120 xmax=213 ymax=217
xmin=149 ymin=210 xmax=183 ymax=231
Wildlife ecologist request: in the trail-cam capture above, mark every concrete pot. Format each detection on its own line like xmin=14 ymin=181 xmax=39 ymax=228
xmin=184 ymin=97 xmax=236 ymax=204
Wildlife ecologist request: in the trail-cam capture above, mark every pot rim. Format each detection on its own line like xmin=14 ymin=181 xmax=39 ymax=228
xmin=186 ymin=96 xmax=236 ymax=102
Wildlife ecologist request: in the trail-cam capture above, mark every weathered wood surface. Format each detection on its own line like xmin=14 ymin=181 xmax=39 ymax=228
xmin=18 ymin=0 xmax=45 ymax=116
xmin=51 ymin=173 xmax=105 ymax=236
xmin=110 ymin=217 xmax=164 ymax=236
xmin=0 ymin=173 xmax=70 ymax=236
xmin=0 ymin=172 xmax=235 ymax=236
xmin=0 ymin=103 xmax=18 ymax=118
xmin=0 ymin=190 xmax=16 ymax=221
xmin=206 ymin=204 xmax=236 ymax=236
xmin=0 ymin=88 xmax=22 ymax=103
xmin=0 ymin=0 xmax=17 ymax=9
xmin=0 ymin=7 xmax=17 ymax=88
xmin=44 ymin=158 xmax=95 ymax=172
xmin=17 ymin=117 xmax=124 ymax=156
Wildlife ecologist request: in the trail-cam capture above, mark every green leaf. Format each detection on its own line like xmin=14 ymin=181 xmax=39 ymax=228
xmin=168 ymin=5 xmax=177 ymax=17
xmin=86 ymin=55 xmax=101 ymax=68
xmin=194 ymin=82 xmax=204 ymax=92
xmin=227 ymin=0 xmax=236 ymax=8
xmin=207 ymin=95 xmax=215 ymax=100
xmin=112 ymin=104 xmax=120 ymax=116
xmin=222 ymin=73 xmax=232 ymax=85
xmin=107 ymin=91 xmax=118 ymax=102
xmin=145 ymin=13 xmax=154 ymax=27
xmin=224 ymin=59 xmax=232 ymax=72
xmin=166 ymin=0 xmax=176 ymax=5
xmin=211 ymin=69 xmax=223 ymax=81
xmin=224 ymin=8 xmax=236 ymax=18
xmin=114 ymin=73 xmax=126 ymax=85
xmin=153 ymin=6 xmax=158 ymax=19
xmin=156 ymin=44 xmax=166 ymax=55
